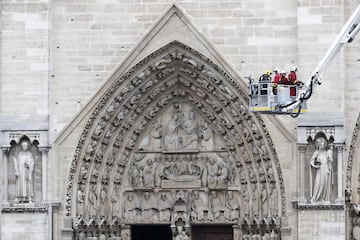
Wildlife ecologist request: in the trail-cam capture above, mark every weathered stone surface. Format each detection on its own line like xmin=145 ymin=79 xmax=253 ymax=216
xmin=1 ymin=0 xmax=359 ymax=239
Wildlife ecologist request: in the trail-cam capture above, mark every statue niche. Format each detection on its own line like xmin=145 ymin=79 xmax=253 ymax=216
xmin=308 ymin=133 xmax=335 ymax=203
xmin=8 ymin=137 xmax=41 ymax=203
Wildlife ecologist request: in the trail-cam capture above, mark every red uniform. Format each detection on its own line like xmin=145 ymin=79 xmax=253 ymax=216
xmin=288 ymin=71 xmax=297 ymax=84
xmin=273 ymin=74 xmax=281 ymax=84
xmin=280 ymin=75 xmax=289 ymax=85
xmin=288 ymin=71 xmax=297 ymax=96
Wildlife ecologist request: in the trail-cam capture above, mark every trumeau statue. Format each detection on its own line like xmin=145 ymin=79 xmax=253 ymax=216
xmin=310 ymin=135 xmax=333 ymax=203
xmin=175 ymin=225 xmax=189 ymax=240
xmin=13 ymin=140 xmax=35 ymax=203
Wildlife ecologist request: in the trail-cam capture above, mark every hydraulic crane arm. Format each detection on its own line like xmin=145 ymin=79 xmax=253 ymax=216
xmin=279 ymin=4 xmax=360 ymax=117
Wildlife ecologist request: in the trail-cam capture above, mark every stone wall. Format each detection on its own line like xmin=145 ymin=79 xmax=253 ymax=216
xmin=1 ymin=0 xmax=359 ymax=240
xmin=1 ymin=211 xmax=49 ymax=240
xmin=298 ymin=209 xmax=345 ymax=239
xmin=0 ymin=1 xmax=49 ymax=116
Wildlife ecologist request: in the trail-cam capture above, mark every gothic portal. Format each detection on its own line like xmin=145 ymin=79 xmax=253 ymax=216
xmin=67 ymin=40 xmax=285 ymax=239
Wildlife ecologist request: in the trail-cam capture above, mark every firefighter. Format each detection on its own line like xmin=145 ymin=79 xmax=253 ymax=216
xmin=272 ymin=68 xmax=281 ymax=84
xmin=259 ymin=70 xmax=272 ymax=82
xmin=288 ymin=66 xmax=298 ymax=85
xmin=280 ymin=70 xmax=289 ymax=85
xmin=288 ymin=66 xmax=302 ymax=96
xmin=272 ymin=68 xmax=281 ymax=95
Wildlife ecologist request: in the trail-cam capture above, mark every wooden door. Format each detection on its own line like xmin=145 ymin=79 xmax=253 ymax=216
xmin=191 ymin=226 xmax=233 ymax=240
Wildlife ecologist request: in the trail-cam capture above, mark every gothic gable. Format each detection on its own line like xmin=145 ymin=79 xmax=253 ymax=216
xmin=61 ymin=4 xmax=286 ymax=239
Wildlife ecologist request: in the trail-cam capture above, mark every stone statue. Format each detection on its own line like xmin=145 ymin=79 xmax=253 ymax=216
xmin=252 ymin=184 xmax=260 ymax=217
xmin=310 ymin=136 xmax=333 ymax=203
xmin=78 ymin=231 xmax=86 ymax=240
xmin=353 ymin=217 xmax=360 ymax=240
xmin=182 ymin=109 xmax=199 ymax=149
xmin=149 ymin=119 xmax=162 ymax=150
xmin=141 ymin=192 xmax=158 ymax=222
xmin=191 ymin=191 xmax=212 ymax=221
xmin=270 ymin=230 xmax=279 ymax=240
xmin=164 ymin=103 xmax=184 ymax=150
xmin=209 ymin=191 xmax=225 ymax=220
xmin=269 ymin=185 xmax=278 ymax=216
xmin=200 ymin=122 xmax=214 ymax=150
xmin=207 ymin=157 xmax=219 ymax=188
xmin=99 ymin=185 xmax=109 ymax=217
xmin=225 ymin=191 xmax=240 ymax=221
xmin=111 ymin=185 xmax=121 ymax=217
xmin=13 ymin=141 xmax=35 ymax=203
xmin=259 ymin=183 xmax=269 ymax=217
xmin=88 ymin=184 xmax=97 ymax=218
xmin=142 ymin=158 xmax=154 ymax=188
xmin=159 ymin=193 xmax=172 ymax=222
xmin=164 ymin=103 xmax=199 ymax=151
xmin=124 ymin=193 xmax=140 ymax=222
xmin=262 ymin=233 xmax=270 ymax=240
xmin=131 ymin=164 xmax=143 ymax=188
xmin=77 ymin=184 xmax=85 ymax=216
xmin=175 ymin=225 xmax=189 ymax=240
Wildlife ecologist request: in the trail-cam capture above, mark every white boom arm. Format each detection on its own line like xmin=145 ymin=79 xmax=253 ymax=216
xmin=280 ymin=4 xmax=360 ymax=116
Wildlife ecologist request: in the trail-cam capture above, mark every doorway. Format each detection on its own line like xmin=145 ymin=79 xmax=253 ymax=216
xmin=191 ymin=225 xmax=233 ymax=240
xmin=131 ymin=225 xmax=172 ymax=240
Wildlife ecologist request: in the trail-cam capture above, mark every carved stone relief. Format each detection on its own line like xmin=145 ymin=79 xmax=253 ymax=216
xmin=68 ymin=42 xmax=284 ymax=238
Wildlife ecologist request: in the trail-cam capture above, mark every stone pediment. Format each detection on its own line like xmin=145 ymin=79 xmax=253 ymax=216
xmin=59 ymin=3 xmax=286 ymax=238
xmin=55 ymin=3 xmax=248 ymax=145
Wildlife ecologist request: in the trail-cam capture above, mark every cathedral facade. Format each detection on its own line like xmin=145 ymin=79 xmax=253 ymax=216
xmin=0 ymin=1 xmax=359 ymax=239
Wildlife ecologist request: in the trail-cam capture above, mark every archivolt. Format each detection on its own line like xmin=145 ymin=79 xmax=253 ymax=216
xmin=346 ymin=113 xmax=360 ymax=195
xmin=66 ymin=41 xmax=286 ymax=220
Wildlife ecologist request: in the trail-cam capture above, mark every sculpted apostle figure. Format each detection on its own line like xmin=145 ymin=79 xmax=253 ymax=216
xmin=164 ymin=103 xmax=184 ymax=150
xmin=182 ymin=109 xmax=199 ymax=149
xmin=13 ymin=141 xmax=35 ymax=203
xmin=310 ymin=136 xmax=333 ymax=203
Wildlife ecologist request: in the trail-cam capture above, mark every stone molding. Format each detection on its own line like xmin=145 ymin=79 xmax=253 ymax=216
xmin=291 ymin=200 xmax=344 ymax=210
xmin=346 ymin=113 xmax=360 ymax=189
xmin=1 ymin=201 xmax=60 ymax=213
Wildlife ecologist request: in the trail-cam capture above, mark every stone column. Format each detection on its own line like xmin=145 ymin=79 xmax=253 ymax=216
xmin=298 ymin=145 xmax=306 ymax=203
xmin=1 ymin=147 xmax=10 ymax=202
xmin=336 ymin=145 xmax=344 ymax=203
xmin=39 ymin=147 xmax=49 ymax=201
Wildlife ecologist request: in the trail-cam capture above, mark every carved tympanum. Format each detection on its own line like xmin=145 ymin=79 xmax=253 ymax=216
xmin=68 ymin=41 xmax=284 ymax=238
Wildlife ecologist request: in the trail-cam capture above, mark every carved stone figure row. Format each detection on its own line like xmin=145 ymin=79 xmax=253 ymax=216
xmin=241 ymin=230 xmax=280 ymax=240
xmin=129 ymin=153 xmax=235 ymax=189
xmin=123 ymin=191 xmax=173 ymax=223
xmin=74 ymin=223 xmax=130 ymax=240
xmin=240 ymin=183 xmax=278 ymax=218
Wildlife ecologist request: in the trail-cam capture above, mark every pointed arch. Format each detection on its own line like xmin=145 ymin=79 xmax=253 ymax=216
xmin=66 ymin=41 xmax=286 ymax=229
xmin=346 ymin=113 xmax=360 ymax=202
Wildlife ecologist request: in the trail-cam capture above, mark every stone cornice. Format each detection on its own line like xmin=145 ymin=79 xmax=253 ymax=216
xmin=1 ymin=201 xmax=61 ymax=213
xmin=291 ymin=200 xmax=344 ymax=210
